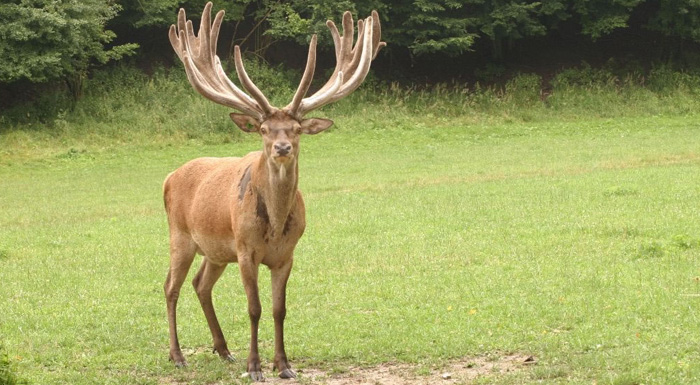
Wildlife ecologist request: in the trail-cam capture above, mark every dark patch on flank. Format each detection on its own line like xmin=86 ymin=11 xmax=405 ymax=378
xmin=283 ymin=213 xmax=293 ymax=236
xmin=238 ymin=166 xmax=252 ymax=201
xmin=256 ymin=192 xmax=269 ymax=225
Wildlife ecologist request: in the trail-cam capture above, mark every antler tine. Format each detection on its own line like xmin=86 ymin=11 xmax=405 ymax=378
xmin=327 ymin=19 xmax=342 ymax=63
xmin=344 ymin=18 xmax=366 ymax=80
xmin=297 ymin=71 xmax=344 ymax=110
xmin=321 ymin=12 xmax=354 ymax=95
xmin=321 ymin=16 xmax=373 ymax=103
xmin=199 ymin=2 xmax=215 ymax=66
xmin=340 ymin=11 xmax=354 ymax=63
xmin=286 ymin=35 xmax=318 ymax=116
xmin=184 ymin=19 xmax=197 ymax=57
xmin=371 ymin=11 xmax=386 ymax=59
xmin=287 ymin=11 xmax=383 ymax=117
xmin=208 ymin=10 xmax=263 ymax=115
xmin=169 ymin=2 xmax=273 ymax=120
xmin=233 ymin=46 xmax=274 ymax=116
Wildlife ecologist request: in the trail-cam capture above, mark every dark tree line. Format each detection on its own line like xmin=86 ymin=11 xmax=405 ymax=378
xmin=1 ymin=0 xmax=699 ymax=90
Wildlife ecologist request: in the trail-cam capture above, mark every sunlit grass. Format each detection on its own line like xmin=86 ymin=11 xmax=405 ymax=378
xmin=1 ymin=110 xmax=699 ymax=384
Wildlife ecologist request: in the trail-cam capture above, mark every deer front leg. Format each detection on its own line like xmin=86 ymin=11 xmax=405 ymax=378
xmin=192 ymin=260 xmax=234 ymax=362
xmin=164 ymin=235 xmax=197 ymax=367
xmin=239 ymin=257 xmax=264 ymax=381
xmin=271 ymin=258 xmax=295 ymax=379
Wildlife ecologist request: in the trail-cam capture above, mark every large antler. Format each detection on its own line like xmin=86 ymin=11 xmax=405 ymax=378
xmin=285 ymin=11 xmax=386 ymax=119
xmin=169 ymin=2 xmax=274 ymax=121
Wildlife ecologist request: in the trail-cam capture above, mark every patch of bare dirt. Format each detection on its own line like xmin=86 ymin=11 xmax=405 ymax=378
xmin=265 ymin=354 xmax=535 ymax=385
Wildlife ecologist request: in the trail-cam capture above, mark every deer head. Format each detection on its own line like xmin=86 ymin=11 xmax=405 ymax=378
xmin=168 ymin=2 xmax=385 ymax=166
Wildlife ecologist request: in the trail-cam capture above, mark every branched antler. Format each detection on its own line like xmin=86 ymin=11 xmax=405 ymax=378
xmin=169 ymin=2 xmax=273 ymax=121
xmin=170 ymin=2 xmax=385 ymax=121
xmin=285 ymin=11 xmax=386 ymax=118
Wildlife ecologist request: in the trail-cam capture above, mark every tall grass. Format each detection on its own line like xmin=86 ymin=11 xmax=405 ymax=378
xmin=316 ymin=63 xmax=700 ymax=126
xmin=1 ymin=60 xmax=700 ymax=161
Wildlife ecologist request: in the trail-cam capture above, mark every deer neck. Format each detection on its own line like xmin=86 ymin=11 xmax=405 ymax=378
xmin=254 ymin=155 xmax=299 ymax=236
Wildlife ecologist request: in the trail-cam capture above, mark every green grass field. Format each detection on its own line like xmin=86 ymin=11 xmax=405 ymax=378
xmin=1 ymin=107 xmax=699 ymax=384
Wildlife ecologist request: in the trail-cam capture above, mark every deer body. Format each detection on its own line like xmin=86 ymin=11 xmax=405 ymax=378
xmin=163 ymin=2 xmax=384 ymax=381
xmin=164 ymin=152 xmax=305 ymax=267
xmin=164 ymin=146 xmax=305 ymax=379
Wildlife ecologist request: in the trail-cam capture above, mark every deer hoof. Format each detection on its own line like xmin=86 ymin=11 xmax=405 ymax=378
xmin=223 ymin=354 xmax=236 ymax=363
xmin=247 ymin=371 xmax=265 ymax=382
xmin=279 ymin=368 xmax=296 ymax=379
xmin=169 ymin=353 xmax=187 ymax=368
xmin=213 ymin=348 xmax=236 ymax=362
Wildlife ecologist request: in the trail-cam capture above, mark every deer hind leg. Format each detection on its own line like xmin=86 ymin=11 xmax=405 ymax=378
xmin=271 ymin=259 xmax=295 ymax=379
xmin=238 ymin=256 xmax=263 ymax=381
xmin=164 ymin=233 xmax=197 ymax=367
xmin=192 ymin=260 xmax=234 ymax=362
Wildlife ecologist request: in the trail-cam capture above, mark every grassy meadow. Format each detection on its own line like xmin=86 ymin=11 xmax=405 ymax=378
xmin=1 ymin=64 xmax=700 ymax=384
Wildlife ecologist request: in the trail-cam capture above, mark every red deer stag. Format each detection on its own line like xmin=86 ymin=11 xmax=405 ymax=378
xmin=163 ymin=2 xmax=384 ymax=381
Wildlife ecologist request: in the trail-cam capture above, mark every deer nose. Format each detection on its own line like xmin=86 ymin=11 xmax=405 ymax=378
xmin=274 ymin=142 xmax=292 ymax=156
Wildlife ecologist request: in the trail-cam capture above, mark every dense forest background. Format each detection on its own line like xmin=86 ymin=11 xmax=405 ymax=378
xmin=1 ymin=0 xmax=700 ymax=109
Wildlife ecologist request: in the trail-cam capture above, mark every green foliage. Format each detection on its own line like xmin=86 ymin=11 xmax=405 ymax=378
xmin=401 ymin=0 xmax=477 ymax=56
xmin=2 ymin=0 xmax=700 ymax=90
xmin=484 ymin=1 xmax=547 ymax=39
xmin=114 ymin=0 xmax=179 ymax=27
xmin=265 ymin=3 xmax=314 ymax=42
xmin=648 ymin=0 xmax=700 ymax=42
xmin=242 ymin=0 xmax=700 ymax=58
xmin=550 ymin=62 xmax=619 ymax=88
xmin=0 ymin=0 xmax=137 ymax=85
xmin=572 ymin=0 xmax=644 ymax=39
xmin=115 ymin=0 xmax=256 ymax=28
xmin=265 ymin=0 xmax=361 ymax=46
xmin=214 ymin=0 xmax=700 ymax=60
xmin=479 ymin=1 xmax=547 ymax=58
xmin=646 ymin=64 xmax=700 ymax=94
xmin=504 ymin=73 xmax=542 ymax=105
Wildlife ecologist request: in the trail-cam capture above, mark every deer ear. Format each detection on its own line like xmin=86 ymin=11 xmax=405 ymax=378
xmin=230 ymin=113 xmax=260 ymax=133
xmin=300 ymin=118 xmax=334 ymax=135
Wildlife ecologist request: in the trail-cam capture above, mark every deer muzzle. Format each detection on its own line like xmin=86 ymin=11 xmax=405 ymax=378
xmin=274 ymin=142 xmax=292 ymax=157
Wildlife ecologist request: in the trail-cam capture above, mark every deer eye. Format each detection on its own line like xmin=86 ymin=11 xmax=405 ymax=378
xmin=260 ymin=127 xmax=269 ymax=135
